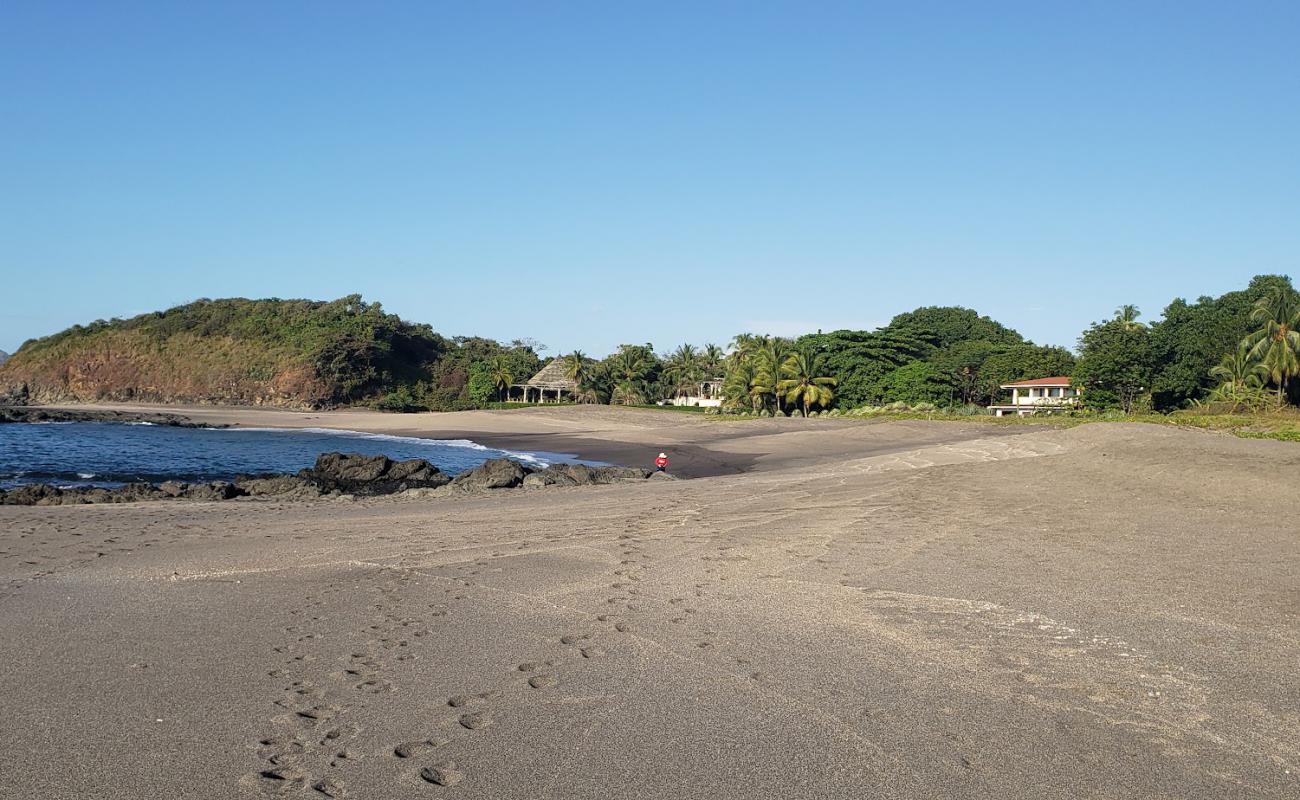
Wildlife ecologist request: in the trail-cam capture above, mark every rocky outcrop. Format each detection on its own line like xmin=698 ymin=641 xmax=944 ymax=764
xmin=451 ymin=458 xmax=529 ymax=491
xmin=521 ymin=464 xmax=653 ymax=487
xmin=234 ymin=475 xmax=322 ymax=499
xmin=0 ymin=453 xmax=671 ymax=506
xmin=0 ymin=406 xmax=215 ymax=427
xmin=299 ymin=453 xmax=450 ymax=495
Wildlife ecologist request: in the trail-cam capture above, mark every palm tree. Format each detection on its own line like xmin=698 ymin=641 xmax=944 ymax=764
xmin=664 ymin=344 xmax=702 ymax=398
xmin=1210 ymin=342 xmax=1268 ymax=412
xmin=1115 ymin=304 xmax=1143 ymax=330
xmin=722 ymin=360 xmax=760 ymax=413
xmin=777 ymin=348 xmax=837 ymax=417
xmin=487 ymin=355 xmax=513 ymax=402
xmin=563 ymin=350 xmax=589 ymax=384
xmin=728 ymin=333 xmax=760 ymax=367
xmin=756 ymin=336 xmax=792 ymax=415
xmin=701 ymin=343 xmax=725 ymax=376
xmin=1245 ymin=285 xmax=1300 ymax=404
xmin=609 ymin=347 xmax=651 ymax=405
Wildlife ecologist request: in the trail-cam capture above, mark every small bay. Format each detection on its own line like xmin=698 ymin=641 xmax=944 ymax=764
xmin=0 ymin=422 xmax=586 ymax=488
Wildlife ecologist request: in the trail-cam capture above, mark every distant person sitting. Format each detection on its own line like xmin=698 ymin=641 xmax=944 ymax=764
xmin=654 ymin=452 xmax=669 ymax=472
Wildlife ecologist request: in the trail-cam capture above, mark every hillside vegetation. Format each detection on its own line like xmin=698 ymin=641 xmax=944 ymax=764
xmin=0 ymin=296 xmax=540 ymax=409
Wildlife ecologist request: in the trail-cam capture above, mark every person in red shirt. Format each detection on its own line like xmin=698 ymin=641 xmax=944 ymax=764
xmin=654 ymin=452 xmax=669 ymax=472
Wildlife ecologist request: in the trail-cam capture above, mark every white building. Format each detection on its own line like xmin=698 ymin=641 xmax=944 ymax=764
xmin=988 ymin=376 xmax=1080 ymax=417
xmin=668 ymin=379 xmax=724 ymax=408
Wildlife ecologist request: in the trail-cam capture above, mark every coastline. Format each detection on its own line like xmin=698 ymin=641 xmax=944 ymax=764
xmin=17 ymin=401 xmax=1055 ymax=479
xmin=18 ymin=403 xmax=764 ymax=478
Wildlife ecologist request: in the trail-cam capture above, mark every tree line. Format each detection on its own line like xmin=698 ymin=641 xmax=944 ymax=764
xmin=464 ymin=273 xmax=1297 ymax=417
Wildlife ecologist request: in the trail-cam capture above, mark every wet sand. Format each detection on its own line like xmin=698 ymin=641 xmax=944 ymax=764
xmin=1 ymin=406 xmax=1297 ymax=798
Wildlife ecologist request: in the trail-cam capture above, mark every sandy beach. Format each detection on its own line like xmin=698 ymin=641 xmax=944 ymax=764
xmin=2 ymin=405 xmax=1297 ymax=798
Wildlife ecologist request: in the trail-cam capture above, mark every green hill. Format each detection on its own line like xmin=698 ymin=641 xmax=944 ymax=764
xmin=0 ymin=295 xmax=537 ymax=409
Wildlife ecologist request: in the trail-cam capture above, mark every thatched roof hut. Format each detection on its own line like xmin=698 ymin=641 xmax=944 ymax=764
xmin=526 ymin=358 xmax=577 ymax=391
xmin=508 ymin=358 xmax=576 ymax=403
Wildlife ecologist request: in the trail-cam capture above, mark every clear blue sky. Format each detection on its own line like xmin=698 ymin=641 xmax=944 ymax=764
xmin=3 ymin=1 xmax=1297 ymax=356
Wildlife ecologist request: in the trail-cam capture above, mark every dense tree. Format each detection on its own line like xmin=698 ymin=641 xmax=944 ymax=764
xmin=1073 ymin=320 xmax=1156 ymax=413
xmin=796 ymin=327 xmax=938 ymax=407
xmin=875 ymin=361 xmax=951 ymax=406
xmin=606 ymin=345 xmax=656 ymax=405
xmin=885 ymin=306 xmax=1023 ymax=350
xmin=1148 ymin=275 xmax=1293 ymax=409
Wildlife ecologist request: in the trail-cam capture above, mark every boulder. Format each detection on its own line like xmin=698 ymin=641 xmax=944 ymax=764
xmin=648 ymin=471 xmax=677 ymax=481
xmin=300 ymin=452 xmax=450 ymax=495
xmin=1 ymin=484 xmax=62 ymax=505
xmin=112 ymin=482 xmax=166 ymax=503
xmin=591 ymin=466 xmax=652 ymax=484
xmin=309 ymin=453 xmax=391 ymax=484
xmin=451 ymin=458 xmax=530 ymax=491
xmin=386 ymin=458 xmax=444 ymax=483
xmin=236 ymin=475 xmax=322 ymax=498
xmin=159 ymin=480 xmax=188 ymax=497
xmin=181 ymin=481 xmax=245 ymax=501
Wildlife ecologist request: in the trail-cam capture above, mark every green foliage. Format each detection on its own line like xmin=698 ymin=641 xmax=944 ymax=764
xmin=886 ymin=306 xmax=1023 ymax=350
xmin=376 ymin=385 xmax=426 ymax=412
xmin=603 ymin=344 xmax=659 ymax=405
xmin=795 ymin=327 xmax=937 ymax=407
xmin=777 ymin=347 xmax=837 ymax=416
xmin=1149 ymin=275 xmax=1293 ymax=409
xmin=875 ymin=361 xmax=952 ymax=406
xmin=3 ymin=295 xmax=548 ymax=410
xmin=1244 ymin=283 xmax=1300 ymax=402
xmin=466 ymin=362 xmax=495 ymax=407
xmin=1073 ymin=319 xmax=1156 ymax=413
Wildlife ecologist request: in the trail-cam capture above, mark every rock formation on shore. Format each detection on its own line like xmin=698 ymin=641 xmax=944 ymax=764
xmin=0 ymin=453 xmax=670 ymax=506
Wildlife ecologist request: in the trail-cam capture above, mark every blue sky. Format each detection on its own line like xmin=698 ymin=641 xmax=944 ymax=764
xmin=2 ymin=1 xmax=1297 ymax=356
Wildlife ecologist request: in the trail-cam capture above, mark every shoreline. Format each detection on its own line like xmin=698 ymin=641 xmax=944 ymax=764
xmin=13 ymin=403 xmax=772 ymax=478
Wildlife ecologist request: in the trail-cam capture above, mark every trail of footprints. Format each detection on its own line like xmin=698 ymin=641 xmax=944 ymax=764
xmin=244 ymin=520 xmax=770 ymax=797
xmin=244 ymin=565 xmax=622 ymax=796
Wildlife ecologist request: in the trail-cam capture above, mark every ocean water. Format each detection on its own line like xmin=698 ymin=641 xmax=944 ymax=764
xmin=0 ymin=422 xmax=591 ymax=488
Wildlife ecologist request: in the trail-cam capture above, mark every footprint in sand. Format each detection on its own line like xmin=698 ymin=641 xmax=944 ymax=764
xmin=420 ymin=761 xmax=465 ymax=786
xmin=311 ymin=776 xmax=347 ymax=797
xmin=458 ymin=712 xmax=493 ymax=730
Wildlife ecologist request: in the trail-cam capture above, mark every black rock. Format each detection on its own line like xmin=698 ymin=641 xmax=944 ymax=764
xmin=450 ymin=458 xmax=531 ymax=491
xmin=300 ymin=452 xmax=450 ymax=495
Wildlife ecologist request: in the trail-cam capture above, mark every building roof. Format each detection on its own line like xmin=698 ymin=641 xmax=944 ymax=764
xmin=524 ymin=358 xmax=577 ymax=390
xmin=1002 ymin=376 xmax=1073 ymax=388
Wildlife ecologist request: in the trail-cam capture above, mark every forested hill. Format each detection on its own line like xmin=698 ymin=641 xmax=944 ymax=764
xmin=0 ymin=296 xmax=541 ymax=409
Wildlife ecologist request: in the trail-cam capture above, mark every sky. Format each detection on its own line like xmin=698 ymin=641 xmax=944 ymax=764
xmin=2 ymin=1 xmax=1298 ymax=357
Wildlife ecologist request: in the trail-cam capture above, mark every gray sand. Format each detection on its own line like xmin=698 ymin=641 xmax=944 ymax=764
xmin=1 ymin=407 xmax=1297 ymax=798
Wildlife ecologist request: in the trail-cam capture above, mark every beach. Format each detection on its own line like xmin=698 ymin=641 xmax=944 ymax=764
xmin=1 ymin=406 xmax=1297 ymax=798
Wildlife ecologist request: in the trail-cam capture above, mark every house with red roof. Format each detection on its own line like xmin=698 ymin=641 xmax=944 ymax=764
xmin=988 ymin=376 xmax=1080 ymax=417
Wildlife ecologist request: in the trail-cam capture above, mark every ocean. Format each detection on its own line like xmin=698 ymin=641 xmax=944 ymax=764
xmin=0 ymin=422 xmax=588 ymax=488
